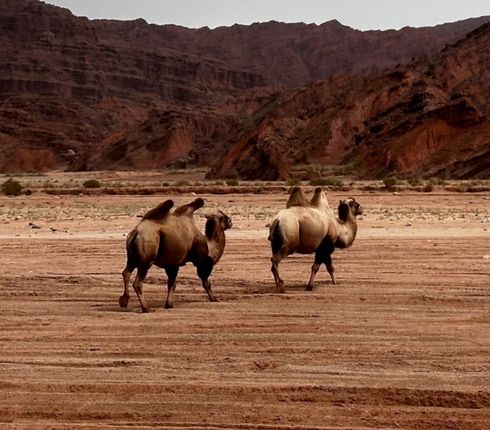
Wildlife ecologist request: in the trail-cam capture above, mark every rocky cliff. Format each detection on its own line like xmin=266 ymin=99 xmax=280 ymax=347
xmin=209 ymin=23 xmax=490 ymax=179
xmin=0 ymin=0 xmax=489 ymax=177
xmin=0 ymin=0 xmax=267 ymax=171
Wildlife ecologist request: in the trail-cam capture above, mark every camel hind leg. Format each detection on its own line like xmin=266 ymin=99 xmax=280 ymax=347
xmin=271 ymin=251 xmax=289 ymax=293
xmin=269 ymin=220 xmax=290 ymax=293
xmin=197 ymin=257 xmax=218 ymax=303
xmin=306 ymin=239 xmax=335 ymax=290
xmin=120 ymin=229 xmax=141 ymax=309
xmin=132 ymin=265 xmax=151 ymax=313
xmin=271 ymin=245 xmax=289 ymax=294
xmin=119 ymin=263 xmax=135 ymax=308
xmin=164 ymin=266 xmax=179 ymax=309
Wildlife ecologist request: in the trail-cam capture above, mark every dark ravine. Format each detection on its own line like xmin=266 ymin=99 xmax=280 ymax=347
xmin=0 ymin=0 xmax=489 ymax=177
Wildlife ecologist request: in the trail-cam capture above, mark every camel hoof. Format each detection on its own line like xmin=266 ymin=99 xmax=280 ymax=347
xmin=119 ymin=295 xmax=129 ymax=308
xmin=305 ymin=284 xmax=314 ymax=291
xmin=141 ymin=307 xmax=152 ymax=313
xmin=276 ymin=283 xmax=285 ymax=294
xmin=210 ymin=297 xmax=219 ymax=303
xmin=165 ymin=303 xmax=173 ymax=309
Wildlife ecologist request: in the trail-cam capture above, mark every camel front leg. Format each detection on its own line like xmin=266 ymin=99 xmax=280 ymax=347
xmin=306 ymin=239 xmax=335 ymax=290
xmin=325 ymin=255 xmax=336 ymax=285
xmin=197 ymin=258 xmax=218 ymax=302
xmin=306 ymin=262 xmax=321 ymax=291
xmin=164 ymin=266 xmax=179 ymax=309
xmin=119 ymin=265 xmax=134 ymax=308
xmin=201 ymin=278 xmax=218 ymax=302
xmin=133 ymin=266 xmax=151 ymax=313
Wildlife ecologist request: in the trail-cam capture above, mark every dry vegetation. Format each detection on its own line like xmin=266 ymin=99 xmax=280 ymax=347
xmin=2 ymin=170 xmax=490 ymax=197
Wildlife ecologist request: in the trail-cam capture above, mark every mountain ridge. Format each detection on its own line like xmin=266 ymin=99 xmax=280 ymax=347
xmin=0 ymin=0 xmax=489 ymax=177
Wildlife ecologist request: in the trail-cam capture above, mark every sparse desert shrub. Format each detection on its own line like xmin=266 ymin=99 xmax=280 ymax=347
xmin=83 ymin=179 xmax=102 ymax=189
xmin=175 ymin=180 xmax=191 ymax=186
xmin=407 ymin=176 xmax=422 ymax=186
xmin=429 ymin=177 xmax=446 ymax=186
xmin=286 ymin=178 xmax=301 ymax=186
xmin=162 ymin=181 xmax=170 ymax=187
xmin=309 ymin=177 xmax=344 ymax=187
xmin=422 ymin=183 xmax=434 ymax=192
xmin=1 ymin=178 xmax=23 ymax=196
xmin=383 ymin=176 xmax=397 ymax=190
xmin=226 ymin=179 xmax=240 ymax=186
xmin=456 ymin=182 xmax=469 ymax=193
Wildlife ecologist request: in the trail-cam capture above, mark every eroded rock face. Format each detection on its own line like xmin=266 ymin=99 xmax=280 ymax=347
xmin=0 ymin=0 xmax=267 ymax=172
xmin=0 ymin=0 xmax=489 ymax=176
xmin=210 ymin=23 xmax=490 ymax=179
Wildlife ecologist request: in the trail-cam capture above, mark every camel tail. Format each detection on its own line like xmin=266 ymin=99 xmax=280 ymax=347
xmin=125 ymin=229 xmax=140 ymax=268
xmin=268 ymin=219 xmax=285 ymax=254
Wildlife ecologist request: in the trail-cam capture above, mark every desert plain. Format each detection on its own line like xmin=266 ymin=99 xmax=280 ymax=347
xmin=0 ymin=172 xmax=489 ymax=429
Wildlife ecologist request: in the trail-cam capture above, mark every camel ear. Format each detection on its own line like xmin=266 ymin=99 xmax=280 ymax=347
xmin=338 ymin=202 xmax=350 ymax=221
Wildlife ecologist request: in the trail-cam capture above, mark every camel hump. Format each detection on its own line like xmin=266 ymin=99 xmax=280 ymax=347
xmin=309 ymin=187 xmax=324 ymax=207
xmin=286 ymin=186 xmax=308 ymax=208
xmin=174 ymin=198 xmax=205 ymax=216
xmin=142 ymin=199 xmax=174 ymax=221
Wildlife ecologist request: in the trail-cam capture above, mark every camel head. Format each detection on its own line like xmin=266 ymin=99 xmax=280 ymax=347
xmin=338 ymin=197 xmax=363 ymax=221
xmin=205 ymin=210 xmax=232 ymax=238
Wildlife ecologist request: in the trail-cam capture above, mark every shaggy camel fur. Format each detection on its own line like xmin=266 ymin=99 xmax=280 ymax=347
xmin=268 ymin=187 xmax=362 ymax=292
xmin=119 ymin=198 xmax=232 ymax=312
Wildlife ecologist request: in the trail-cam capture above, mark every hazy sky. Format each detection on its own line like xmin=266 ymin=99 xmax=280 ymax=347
xmin=44 ymin=0 xmax=490 ymax=30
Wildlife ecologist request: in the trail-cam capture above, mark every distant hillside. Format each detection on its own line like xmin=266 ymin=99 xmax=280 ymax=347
xmin=0 ymin=0 xmax=489 ymax=177
xmin=209 ymin=23 xmax=490 ymax=179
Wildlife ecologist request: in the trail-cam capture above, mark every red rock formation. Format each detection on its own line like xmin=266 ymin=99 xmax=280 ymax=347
xmin=0 ymin=0 xmax=267 ymax=172
xmin=210 ymin=23 xmax=490 ymax=179
xmin=0 ymin=0 xmax=489 ymax=176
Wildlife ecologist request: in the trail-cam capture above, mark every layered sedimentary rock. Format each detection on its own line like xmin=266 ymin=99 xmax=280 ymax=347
xmin=0 ymin=0 xmax=489 ymax=177
xmin=210 ymin=23 xmax=490 ymax=179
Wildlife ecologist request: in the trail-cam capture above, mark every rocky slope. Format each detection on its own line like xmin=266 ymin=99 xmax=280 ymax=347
xmin=0 ymin=0 xmax=267 ymax=171
xmin=209 ymin=23 xmax=490 ymax=180
xmin=0 ymin=0 xmax=489 ymax=176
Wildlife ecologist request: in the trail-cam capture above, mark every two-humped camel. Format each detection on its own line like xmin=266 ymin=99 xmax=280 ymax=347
xmin=119 ymin=198 xmax=232 ymax=312
xmin=268 ymin=187 xmax=362 ymax=292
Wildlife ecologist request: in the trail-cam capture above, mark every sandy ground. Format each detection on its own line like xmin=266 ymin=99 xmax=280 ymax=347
xmin=0 ymin=188 xmax=489 ymax=429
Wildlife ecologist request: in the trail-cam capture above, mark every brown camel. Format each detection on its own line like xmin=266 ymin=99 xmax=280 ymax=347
xmin=119 ymin=198 xmax=232 ymax=312
xmin=268 ymin=187 xmax=362 ymax=292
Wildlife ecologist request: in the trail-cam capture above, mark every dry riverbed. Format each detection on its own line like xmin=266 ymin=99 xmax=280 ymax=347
xmin=0 ymin=187 xmax=489 ymax=429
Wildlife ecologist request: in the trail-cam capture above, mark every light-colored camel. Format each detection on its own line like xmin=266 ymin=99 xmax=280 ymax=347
xmin=119 ymin=198 xmax=232 ymax=312
xmin=268 ymin=187 xmax=362 ymax=292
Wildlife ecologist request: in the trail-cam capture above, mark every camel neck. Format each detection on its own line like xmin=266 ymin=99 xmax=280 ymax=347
xmin=336 ymin=215 xmax=357 ymax=248
xmin=205 ymin=219 xmax=226 ymax=263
